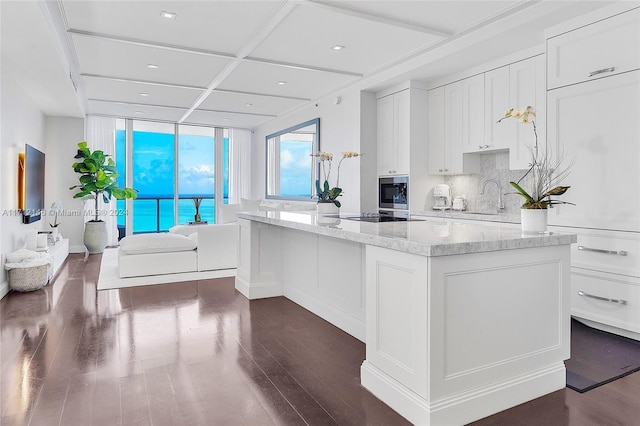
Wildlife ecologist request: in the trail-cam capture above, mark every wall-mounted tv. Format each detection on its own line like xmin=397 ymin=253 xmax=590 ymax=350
xmin=22 ymin=144 xmax=45 ymax=224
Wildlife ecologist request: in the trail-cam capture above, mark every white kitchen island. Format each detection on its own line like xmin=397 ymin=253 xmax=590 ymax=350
xmin=235 ymin=211 xmax=576 ymax=425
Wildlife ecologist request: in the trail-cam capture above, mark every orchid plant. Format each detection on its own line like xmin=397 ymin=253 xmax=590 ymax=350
xmin=498 ymin=107 xmax=573 ymax=209
xmin=311 ymin=151 xmax=361 ymax=207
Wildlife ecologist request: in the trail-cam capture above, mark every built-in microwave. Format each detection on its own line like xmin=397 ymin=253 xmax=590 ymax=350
xmin=379 ymin=176 xmax=409 ymax=210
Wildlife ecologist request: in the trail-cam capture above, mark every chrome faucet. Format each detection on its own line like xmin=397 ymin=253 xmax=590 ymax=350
xmin=481 ymin=179 xmax=505 ymax=213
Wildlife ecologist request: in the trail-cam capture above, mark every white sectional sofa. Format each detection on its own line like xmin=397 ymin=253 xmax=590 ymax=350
xmin=117 ymin=198 xmax=315 ymax=279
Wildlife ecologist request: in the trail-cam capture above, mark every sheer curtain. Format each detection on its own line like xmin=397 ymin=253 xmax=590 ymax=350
xmin=85 ymin=115 xmax=119 ymax=246
xmin=228 ymin=128 xmax=252 ymax=204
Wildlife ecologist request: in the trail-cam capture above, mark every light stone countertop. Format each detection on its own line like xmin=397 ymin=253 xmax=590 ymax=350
xmin=411 ymin=209 xmax=521 ymax=224
xmin=237 ymin=210 xmax=577 ymax=257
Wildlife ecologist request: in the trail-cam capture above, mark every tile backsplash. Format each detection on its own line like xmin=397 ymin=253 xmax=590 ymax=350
xmin=444 ymin=151 xmax=529 ymax=214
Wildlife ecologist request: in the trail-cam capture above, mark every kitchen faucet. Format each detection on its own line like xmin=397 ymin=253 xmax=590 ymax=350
xmin=481 ymin=179 xmax=505 ymax=213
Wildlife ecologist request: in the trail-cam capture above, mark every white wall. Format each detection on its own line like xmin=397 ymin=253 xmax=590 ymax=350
xmin=45 ymin=116 xmax=85 ymax=253
xmin=252 ymin=86 xmax=377 ymax=213
xmin=1 ymin=70 xmax=47 ymax=297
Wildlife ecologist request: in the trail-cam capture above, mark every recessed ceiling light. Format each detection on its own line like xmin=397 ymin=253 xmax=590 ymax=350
xmin=331 ymin=45 xmax=345 ymax=51
xmin=139 ymin=93 xmax=149 ymax=97
xmin=135 ymin=111 xmax=143 ymax=115
xmin=277 ymin=81 xmax=287 ymax=85
xmin=147 ymin=64 xmax=159 ymax=69
xmin=245 ymin=103 xmax=253 ymax=107
xmin=223 ymin=118 xmax=230 ymax=121
xmin=160 ymin=11 xmax=176 ymax=19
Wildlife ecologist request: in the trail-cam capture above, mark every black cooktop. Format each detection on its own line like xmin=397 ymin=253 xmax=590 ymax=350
xmin=344 ymin=216 xmax=409 ymax=222
xmin=341 ymin=212 xmax=422 ymax=223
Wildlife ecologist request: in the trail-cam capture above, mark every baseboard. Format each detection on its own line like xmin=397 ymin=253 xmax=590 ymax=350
xmin=235 ymin=276 xmax=282 ymax=299
xmin=361 ymin=361 xmax=566 ymax=425
xmin=284 ymin=286 xmax=365 ymax=342
xmin=0 ymin=280 xmax=9 ymax=300
xmin=70 ymin=245 xmax=86 ymax=254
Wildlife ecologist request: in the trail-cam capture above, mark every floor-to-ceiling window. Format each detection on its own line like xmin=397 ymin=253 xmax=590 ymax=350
xmin=114 ymin=119 xmax=229 ymax=235
xmin=132 ymin=121 xmax=176 ymax=233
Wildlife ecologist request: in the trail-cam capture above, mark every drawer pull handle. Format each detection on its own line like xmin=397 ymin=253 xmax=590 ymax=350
xmin=578 ymin=290 xmax=627 ymax=306
xmin=588 ymin=67 xmax=615 ymax=77
xmin=577 ymin=245 xmax=628 ymax=256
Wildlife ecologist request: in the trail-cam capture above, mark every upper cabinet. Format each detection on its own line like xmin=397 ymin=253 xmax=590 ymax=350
xmin=427 ymin=80 xmax=480 ymax=175
xmin=427 ymin=54 xmax=545 ymax=173
xmin=547 ymin=8 xmax=640 ymax=90
xmin=507 ymin=55 xmax=546 ymax=169
xmin=483 ymin=66 xmax=511 ymax=151
xmin=377 ymin=89 xmax=411 ymax=176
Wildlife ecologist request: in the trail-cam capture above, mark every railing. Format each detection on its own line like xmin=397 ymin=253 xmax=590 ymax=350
xmin=119 ymin=194 xmax=222 ymax=235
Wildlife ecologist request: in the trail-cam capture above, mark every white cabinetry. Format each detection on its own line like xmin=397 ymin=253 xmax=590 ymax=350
xmin=550 ymin=226 xmax=640 ymax=340
xmin=546 ymin=5 xmax=640 ymax=340
xmin=483 ymin=66 xmax=511 ymax=151
xmin=484 ymin=55 xmax=545 ymax=169
xmin=377 ymin=89 xmax=411 ymax=176
xmin=461 ymin=74 xmax=485 ymax=154
xmin=427 ymin=79 xmax=480 ymax=175
xmin=547 ymin=8 xmax=640 ymax=90
xmin=546 ymin=70 xmax=640 ymax=232
xmin=508 ymin=55 xmax=546 ymax=169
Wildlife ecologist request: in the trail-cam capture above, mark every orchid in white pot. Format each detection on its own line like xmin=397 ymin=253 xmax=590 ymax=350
xmin=311 ymin=151 xmax=361 ymax=208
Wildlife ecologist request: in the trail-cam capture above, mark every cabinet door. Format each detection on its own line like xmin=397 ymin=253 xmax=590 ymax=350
xmin=461 ymin=74 xmax=485 ymax=154
xmin=484 ymin=66 xmax=510 ymax=150
xmin=444 ymin=81 xmax=463 ymax=174
xmin=427 ymin=86 xmax=445 ymax=175
xmin=394 ymin=89 xmax=411 ymax=175
xmin=377 ymin=94 xmax=395 ymax=175
xmin=508 ymin=55 xmax=545 ymax=170
xmin=547 ymin=71 xmax=640 ymax=232
xmin=547 ymin=8 xmax=640 ymax=90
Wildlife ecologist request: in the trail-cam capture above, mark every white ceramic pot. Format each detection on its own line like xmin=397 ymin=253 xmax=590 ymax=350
xmin=84 ymin=221 xmax=108 ymax=254
xmin=520 ymin=208 xmax=548 ymax=234
xmin=317 ymin=202 xmax=339 ymax=216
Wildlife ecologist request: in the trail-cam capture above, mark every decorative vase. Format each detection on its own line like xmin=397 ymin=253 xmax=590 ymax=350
xmin=51 ymin=227 xmax=59 ymax=242
xmin=521 ymin=208 xmax=548 ymax=234
xmin=84 ymin=221 xmax=108 ymax=254
xmin=317 ymin=202 xmax=339 ymax=216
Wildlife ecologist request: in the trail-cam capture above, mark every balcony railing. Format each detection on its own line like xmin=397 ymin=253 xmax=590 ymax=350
xmin=118 ymin=194 xmax=223 ymax=236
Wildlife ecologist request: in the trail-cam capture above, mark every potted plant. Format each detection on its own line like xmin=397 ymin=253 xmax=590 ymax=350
xmin=498 ymin=107 xmax=573 ymax=233
xmin=69 ymin=141 xmax=137 ymax=253
xmin=311 ymin=151 xmax=361 ymax=214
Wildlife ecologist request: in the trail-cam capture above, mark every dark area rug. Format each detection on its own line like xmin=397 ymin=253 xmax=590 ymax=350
xmin=566 ymin=318 xmax=640 ymax=393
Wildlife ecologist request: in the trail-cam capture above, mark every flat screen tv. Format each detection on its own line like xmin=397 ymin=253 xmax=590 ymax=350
xmin=22 ymin=144 xmax=45 ymax=224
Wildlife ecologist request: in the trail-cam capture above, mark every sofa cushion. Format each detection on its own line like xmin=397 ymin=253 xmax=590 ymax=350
xmin=169 ymin=224 xmax=211 ymax=236
xmin=119 ymin=233 xmax=197 ymax=255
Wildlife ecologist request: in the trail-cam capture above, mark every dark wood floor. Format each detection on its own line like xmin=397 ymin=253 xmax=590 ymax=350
xmin=1 ymin=254 xmax=639 ymax=426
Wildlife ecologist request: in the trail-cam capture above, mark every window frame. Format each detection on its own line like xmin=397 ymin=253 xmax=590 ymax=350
xmin=265 ymin=117 xmax=320 ymax=201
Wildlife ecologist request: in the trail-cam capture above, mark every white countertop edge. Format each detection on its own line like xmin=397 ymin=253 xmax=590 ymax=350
xmin=237 ymin=211 xmax=577 ymax=257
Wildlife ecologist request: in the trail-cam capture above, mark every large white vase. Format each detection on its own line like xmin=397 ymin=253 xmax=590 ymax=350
xmin=520 ymin=208 xmax=548 ymax=234
xmin=84 ymin=221 xmax=108 ymax=254
xmin=316 ymin=202 xmax=340 ymax=216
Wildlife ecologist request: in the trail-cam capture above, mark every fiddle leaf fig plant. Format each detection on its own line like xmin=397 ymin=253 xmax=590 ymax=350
xmin=69 ymin=141 xmax=137 ymax=222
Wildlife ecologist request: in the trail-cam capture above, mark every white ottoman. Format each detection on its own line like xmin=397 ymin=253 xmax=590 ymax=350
xmin=118 ymin=233 xmax=198 ymax=278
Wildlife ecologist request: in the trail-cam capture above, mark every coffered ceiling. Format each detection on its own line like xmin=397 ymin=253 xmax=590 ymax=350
xmin=2 ymin=0 xmax=615 ymax=129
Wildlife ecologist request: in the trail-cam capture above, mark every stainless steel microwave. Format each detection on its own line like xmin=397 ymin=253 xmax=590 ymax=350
xmin=379 ymin=176 xmax=409 ymax=210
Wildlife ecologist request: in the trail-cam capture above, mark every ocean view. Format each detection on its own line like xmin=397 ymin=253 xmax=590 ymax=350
xmin=118 ymin=197 xmax=224 ymax=233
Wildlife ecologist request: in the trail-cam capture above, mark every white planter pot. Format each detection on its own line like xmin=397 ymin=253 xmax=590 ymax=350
xmin=316 ymin=202 xmax=340 ymax=216
xmin=84 ymin=221 xmax=108 ymax=254
xmin=520 ymin=208 xmax=548 ymax=234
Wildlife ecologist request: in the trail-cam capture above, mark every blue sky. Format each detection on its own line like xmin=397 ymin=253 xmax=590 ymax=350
xmin=279 ymin=139 xmax=313 ymax=197
xmin=116 ymin=130 xmax=228 ymax=197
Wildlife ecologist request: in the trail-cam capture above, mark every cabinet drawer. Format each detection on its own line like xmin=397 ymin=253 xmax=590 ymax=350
xmin=547 ymin=8 xmax=640 ymax=89
xmin=571 ymin=269 xmax=640 ymax=334
xmin=573 ymin=232 xmax=640 ymax=278
xmin=551 ymin=226 xmax=640 ymax=277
